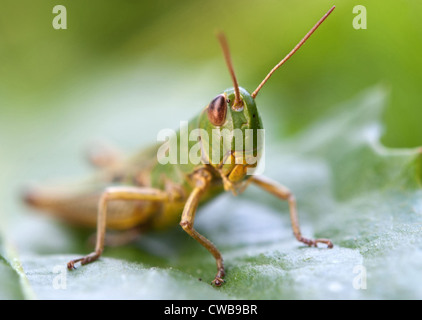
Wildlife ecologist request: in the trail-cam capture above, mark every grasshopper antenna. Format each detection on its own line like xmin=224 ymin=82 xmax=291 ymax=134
xmin=217 ymin=32 xmax=243 ymax=110
xmin=251 ymin=5 xmax=335 ymax=99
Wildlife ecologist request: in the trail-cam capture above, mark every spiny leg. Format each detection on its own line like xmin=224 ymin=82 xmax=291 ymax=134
xmin=67 ymin=186 xmax=169 ymax=269
xmin=250 ymin=175 xmax=333 ymax=248
xmin=180 ymin=169 xmax=225 ymax=286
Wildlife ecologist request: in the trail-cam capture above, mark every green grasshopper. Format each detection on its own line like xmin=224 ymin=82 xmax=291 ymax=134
xmin=24 ymin=6 xmax=335 ymax=286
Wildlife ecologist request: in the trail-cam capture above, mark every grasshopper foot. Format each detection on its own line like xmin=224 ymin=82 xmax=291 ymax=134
xmin=67 ymin=252 xmax=101 ymax=270
xmin=212 ymin=277 xmax=225 ymax=287
xmin=299 ymin=236 xmax=333 ymax=249
xmin=211 ymin=267 xmax=225 ymax=287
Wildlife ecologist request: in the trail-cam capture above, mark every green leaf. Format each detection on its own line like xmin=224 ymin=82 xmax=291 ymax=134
xmin=0 ymin=253 xmax=24 ymax=300
xmin=0 ymin=236 xmax=34 ymax=300
xmin=3 ymin=86 xmax=421 ymax=299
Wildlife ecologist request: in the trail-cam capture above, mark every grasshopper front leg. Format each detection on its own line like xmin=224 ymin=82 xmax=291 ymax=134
xmin=67 ymin=186 xmax=169 ymax=269
xmin=179 ymin=169 xmax=225 ymax=286
xmin=250 ymin=176 xmax=333 ymax=248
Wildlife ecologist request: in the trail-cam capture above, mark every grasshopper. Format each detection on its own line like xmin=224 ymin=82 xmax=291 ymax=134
xmin=24 ymin=6 xmax=335 ymax=286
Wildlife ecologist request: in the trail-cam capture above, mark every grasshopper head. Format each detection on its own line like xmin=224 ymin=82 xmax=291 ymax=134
xmin=198 ymin=87 xmax=264 ymax=191
xmin=200 ymin=7 xmax=335 ymax=192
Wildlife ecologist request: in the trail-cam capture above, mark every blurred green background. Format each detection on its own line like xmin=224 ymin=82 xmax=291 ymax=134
xmin=1 ymin=0 xmax=421 ymax=147
xmin=1 ymin=0 xmax=422 ymax=300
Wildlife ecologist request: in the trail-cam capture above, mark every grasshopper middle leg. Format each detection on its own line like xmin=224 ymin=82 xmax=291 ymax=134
xmin=251 ymin=175 xmax=333 ymax=248
xmin=67 ymin=186 xmax=169 ymax=269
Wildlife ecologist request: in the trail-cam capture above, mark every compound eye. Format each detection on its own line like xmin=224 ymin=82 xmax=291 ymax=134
xmin=207 ymin=94 xmax=227 ymax=126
